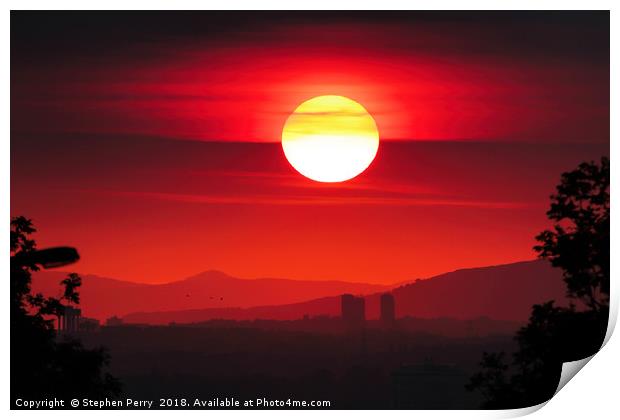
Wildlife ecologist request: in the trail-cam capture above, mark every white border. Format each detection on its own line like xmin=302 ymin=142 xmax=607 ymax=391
xmin=3 ymin=2 xmax=617 ymax=419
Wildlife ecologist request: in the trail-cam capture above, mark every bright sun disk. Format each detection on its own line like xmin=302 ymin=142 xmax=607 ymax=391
xmin=281 ymin=95 xmax=380 ymax=182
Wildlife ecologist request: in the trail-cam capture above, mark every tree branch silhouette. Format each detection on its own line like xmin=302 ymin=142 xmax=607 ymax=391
xmin=467 ymin=157 xmax=609 ymax=408
xmin=10 ymin=216 xmax=121 ymax=403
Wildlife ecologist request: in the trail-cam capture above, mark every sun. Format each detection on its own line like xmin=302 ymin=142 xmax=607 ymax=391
xmin=281 ymin=95 xmax=380 ymax=182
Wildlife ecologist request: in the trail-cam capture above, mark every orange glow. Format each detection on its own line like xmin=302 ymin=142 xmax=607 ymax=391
xmin=281 ymin=96 xmax=380 ymax=182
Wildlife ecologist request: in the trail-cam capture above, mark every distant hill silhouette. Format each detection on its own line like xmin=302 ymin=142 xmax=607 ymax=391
xmin=30 ymin=270 xmax=391 ymax=320
xmin=386 ymin=260 xmax=570 ymax=320
xmin=120 ymin=260 xmax=568 ymax=324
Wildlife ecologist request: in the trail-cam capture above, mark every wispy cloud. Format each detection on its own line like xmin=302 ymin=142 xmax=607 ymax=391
xmin=75 ymin=188 xmax=532 ymax=209
xmin=187 ymin=169 xmax=437 ymax=196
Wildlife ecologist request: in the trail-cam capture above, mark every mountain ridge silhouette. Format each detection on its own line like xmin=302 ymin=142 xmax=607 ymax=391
xmin=34 ymin=260 xmax=568 ymax=323
xmin=31 ymin=269 xmax=394 ymax=320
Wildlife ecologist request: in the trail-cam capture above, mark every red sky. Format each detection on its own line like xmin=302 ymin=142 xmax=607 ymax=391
xmin=11 ymin=12 xmax=609 ymax=284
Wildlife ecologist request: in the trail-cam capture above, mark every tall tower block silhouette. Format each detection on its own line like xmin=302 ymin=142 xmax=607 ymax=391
xmin=341 ymin=294 xmax=365 ymax=325
xmin=380 ymin=293 xmax=396 ymax=326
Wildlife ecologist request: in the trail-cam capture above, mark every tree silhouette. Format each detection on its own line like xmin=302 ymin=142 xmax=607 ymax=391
xmin=467 ymin=157 xmax=609 ymax=408
xmin=534 ymin=157 xmax=609 ymax=310
xmin=10 ymin=216 xmax=121 ymax=403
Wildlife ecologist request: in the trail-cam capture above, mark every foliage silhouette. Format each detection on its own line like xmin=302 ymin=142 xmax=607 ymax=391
xmin=10 ymin=216 xmax=121 ymax=403
xmin=466 ymin=157 xmax=609 ymax=408
xmin=534 ymin=157 xmax=609 ymax=310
